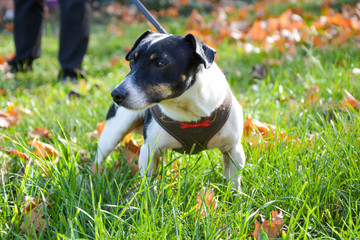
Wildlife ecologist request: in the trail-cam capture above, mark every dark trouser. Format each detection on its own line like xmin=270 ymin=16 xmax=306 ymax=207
xmin=10 ymin=0 xmax=90 ymax=75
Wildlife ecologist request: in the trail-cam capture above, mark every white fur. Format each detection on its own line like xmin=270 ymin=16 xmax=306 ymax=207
xmin=159 ymin=63 xmax=228 ymax=122
xmin=114 ymin=73 xmax=150 ymax=110
xmin=96 ymin=107 xmax=145 ymax=164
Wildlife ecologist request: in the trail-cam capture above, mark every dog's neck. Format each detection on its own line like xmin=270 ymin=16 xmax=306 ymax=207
xmin=159 ymin=63 xmax=228 ymax=122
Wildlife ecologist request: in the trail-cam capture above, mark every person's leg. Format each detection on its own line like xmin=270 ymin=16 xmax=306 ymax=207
xmin=58 ymin=0 xmax=90 ymax=81
xmin=9 ymin=0 xmax=45 ymax=72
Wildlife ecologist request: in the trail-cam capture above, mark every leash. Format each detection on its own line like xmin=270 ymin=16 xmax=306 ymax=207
xmin=131 ymin=0 xmax=168 ymax=34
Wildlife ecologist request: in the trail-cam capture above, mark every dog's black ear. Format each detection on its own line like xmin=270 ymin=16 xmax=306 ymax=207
xmin=185 ymin=33 xmax=216 ymax=69
xmin=125 ymin=30 xmax=154 ymax=61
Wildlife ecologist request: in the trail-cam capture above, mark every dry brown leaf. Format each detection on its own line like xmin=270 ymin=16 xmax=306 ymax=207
xmin=28 ymin=127 xmax=51 ymax=139
xmin=0 ymin=109 xmax=18 ymax=128
xmin=243 ymin=116 xmax=289 ymax=147
xmin=96 ymin=122 xmax=106 ymax=136
xmin=20 ymin=195 xmax=55 ymax=234
xmin=5 ymin=23 xmax=14 ymax=31
xmin=120 ymin=133 xmax=140 ymax=174
xmin=176 ymin=0 xmax=189 ymax=7
xmin=252 ymin=210 xmax=284 ymax=240
xmin=196 ymin=187 xmax=217 ymax=219
xmin=107 ymin=23 xmax=123 ymax=36
xmin=248 ymin=20 xmax=267 ymax=42
xmin=0 ymin=148 xmax=30 ymax=161
xmin=110 ymin=56 xmax=120 ymax=67
xmin=328 ymin=13 xmax=351 ymax=27
xmin=91 ymin=162 xmax=104 ymax=174
xmin=305 ymin=85 xmax=320 ymax=106
xmin=27 ymin=139 xmax=59 ymax=158
xmin=342 ymin=90 xmax=360 ymax=109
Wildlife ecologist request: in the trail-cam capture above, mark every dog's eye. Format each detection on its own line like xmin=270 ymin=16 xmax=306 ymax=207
xmin=156 ymin=61 xmax=167 ymax=68
xmin=129 ymin=58 xmax=135 ymax=65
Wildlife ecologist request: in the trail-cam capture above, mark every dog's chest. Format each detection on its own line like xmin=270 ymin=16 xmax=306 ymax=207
xmin=149 ymin=88 xmax=232 ymax=154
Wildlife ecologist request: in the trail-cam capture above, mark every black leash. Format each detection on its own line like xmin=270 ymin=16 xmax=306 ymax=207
xmin=131 ymin=0 xmax=168 ymax=34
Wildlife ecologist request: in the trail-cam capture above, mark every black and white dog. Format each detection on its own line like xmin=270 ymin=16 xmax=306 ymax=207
xmin=96 ymin=30 xmax=245 ymax=191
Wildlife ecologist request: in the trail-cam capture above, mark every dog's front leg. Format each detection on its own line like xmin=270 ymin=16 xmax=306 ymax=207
xmin=138 ymin=143 xmax=161 ymax=179
xmin=222 ymin=142 xmax=246 ymax=191
xmin=96 ymin=105 xmax=145 ymax=165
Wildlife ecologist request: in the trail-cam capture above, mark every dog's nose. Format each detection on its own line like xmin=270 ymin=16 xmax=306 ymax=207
xmin=111 ymin=88 xmax=127 ymax=105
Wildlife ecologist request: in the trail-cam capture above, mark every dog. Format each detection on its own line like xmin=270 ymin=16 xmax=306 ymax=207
xmin=96 ymin=30 xmax=245 ymax=191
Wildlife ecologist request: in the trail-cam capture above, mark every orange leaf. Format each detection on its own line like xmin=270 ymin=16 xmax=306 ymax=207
xmin=27 ymin=139 xmax=59 ymax=158
xmin=7 ymin=53 xmax=14 ymax=61
xmin=5 ymin=23 xmax=14 ymax=31
xmin=244 ymin=116 xmax=289 ymax=147
xmin=305 ymin=85 xmax=320 ymax=106
xmin=178 ymin=0 xmax=189 ymax=6
xmin=110 ymin=56 xmax=120 ymax=67
xmin=248 ymin=20 xmax=267 ymax=42
xmin=252 ymin=210 xmax=284 ymax=240
xmin=0 ymin=148 xmax=30 ymax=161
xmin=196 ymin=187 xmax=217 ymax=218
xmin=96 ymin=122 xmax=106 ymax=136
xmin=28 ymin=127 xmax=51 ymax=139
xmin=0 ymin=110 xmax=18 ymax=128
xmin=328 ymin=13 xmax=351 ymax=27
xmin=342 ymin=90 xmax=360 ymax=109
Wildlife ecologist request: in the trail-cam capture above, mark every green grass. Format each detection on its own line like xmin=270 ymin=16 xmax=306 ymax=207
xmin=1 ymin=14 xmax=360 ymax=239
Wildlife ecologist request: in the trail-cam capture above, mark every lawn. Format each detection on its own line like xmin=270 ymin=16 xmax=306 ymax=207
xmin=0 ymin=2 xmax=360 ymax=239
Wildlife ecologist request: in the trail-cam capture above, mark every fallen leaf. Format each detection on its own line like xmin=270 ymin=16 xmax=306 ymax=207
xmin=327 ymin=13 xmax=351 ymax=27
xmin=91 ymin=162 xmax=104 ymax=174
xmin=27 ymin=139 xmax=59 ymax=158
xmin=196 ymin=187 xmax=217 ymax=219
xmin=248 ymin=20 xmax=267 ymax=42
xmin=20 ymin=195 xmax=55 ymax=234
xmin=28 ymin=127 xmax=51 ymax=139
xmin=250 ymin=64 xmax=267 ymax=79
xmin=5 ymin=23 xmax=14 ymax=31
xmin=107 ymin=22 xmax=123 ymax=36
xmin=342 ymin=90 xmax=360 ymax=109
xmin=78 ymin=149 xmax=90 ymax=163
xmin=305 ymin=85 xmax=320 ymax=106
xmin=97 ymin=122 xmax=106 ymax=136
xmin=120 ymin=133 xmax=141 ymax=174
xmin=0 ymin=109 xmax=18 ymax=128
xmin=176 ymin=0 xmax=189 ymax=7
xmin=0 ymin=148 xmax=30 ymax=161
xmin=110 ymin=56 xmax=120 ymax=67
xmin=252 ymin=210 xmax=284 ymax=240
xmin=243 ymin=116 xmax=290 ymax=147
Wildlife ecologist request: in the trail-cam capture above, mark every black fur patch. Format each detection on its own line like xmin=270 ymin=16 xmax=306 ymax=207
xmin=143 ymin=109 xmax=153 ymax=140
xmin=106 ymin=103 xmax=118 ymax=120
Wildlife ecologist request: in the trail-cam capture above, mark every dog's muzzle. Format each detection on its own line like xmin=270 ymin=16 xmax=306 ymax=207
xmin=111 ymin=88 xmax=128 ymax=105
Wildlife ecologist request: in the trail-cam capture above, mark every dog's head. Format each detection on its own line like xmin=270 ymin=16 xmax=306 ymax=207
xmin=111 ymin=30 xmax=217 ymax=110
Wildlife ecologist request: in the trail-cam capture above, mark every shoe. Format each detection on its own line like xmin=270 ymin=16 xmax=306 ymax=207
xmin=58 ymin=69 xmax=86 ymax=83
xmin=8 ymin=59 xmax=33 ymax=73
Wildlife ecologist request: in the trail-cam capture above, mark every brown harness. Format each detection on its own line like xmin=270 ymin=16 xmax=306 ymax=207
xmin=150 ymin=88 xmax=232 ymax=154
